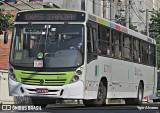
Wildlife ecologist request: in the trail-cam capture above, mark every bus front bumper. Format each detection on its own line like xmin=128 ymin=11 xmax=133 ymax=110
xmin=8 ymin=78 xmax=84 ymax=99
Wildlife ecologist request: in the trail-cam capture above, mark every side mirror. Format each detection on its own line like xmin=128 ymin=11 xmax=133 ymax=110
xmin=4 ymin=31 xmax=8 ymax=44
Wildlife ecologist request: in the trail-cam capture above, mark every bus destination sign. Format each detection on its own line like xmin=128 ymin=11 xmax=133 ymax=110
xmin=15 ymin=10 xmax=85 ymax=22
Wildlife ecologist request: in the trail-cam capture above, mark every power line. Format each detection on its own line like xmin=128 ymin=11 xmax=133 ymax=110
xmin=132 ymin=2 xmax=145 ymax=23
xmin=149 ymin=0 xmax=158 ymax=9
xmin=0 ymin=1 xmax=21 ymax=11
xmin=89 ymin=0 xmax=117 ymax=9
xmin=131 ymin=5 xmax=145 ymax=25
xmin=18 ymin=0 xmax=34 ymax=9
xmin=142 ymin=0 xmax=153 ymax=9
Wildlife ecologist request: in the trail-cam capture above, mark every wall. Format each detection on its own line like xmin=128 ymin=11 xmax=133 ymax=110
xmin=0 ymin=70 xmax=14 ymax=104
xmin=0 ymin=36 xmax=11 ymax=69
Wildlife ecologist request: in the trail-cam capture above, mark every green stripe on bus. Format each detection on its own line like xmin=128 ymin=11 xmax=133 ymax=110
xmin=14 ymin=69 xmax=74 ymax=85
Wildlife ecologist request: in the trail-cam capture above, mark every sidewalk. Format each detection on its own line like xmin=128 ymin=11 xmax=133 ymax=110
xmin=0 ymin=69 xmax=14 ymax=104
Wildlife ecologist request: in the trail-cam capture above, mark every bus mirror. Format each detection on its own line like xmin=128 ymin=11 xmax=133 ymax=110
xmin=4 ymin=31 xmax=8 ymax=44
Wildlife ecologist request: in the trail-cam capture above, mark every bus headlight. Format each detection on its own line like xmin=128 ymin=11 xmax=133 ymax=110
xmin=70 ymin=68 xmax=83 ymax=83
xmin=9 ymin=65 xmax=17 ymax=81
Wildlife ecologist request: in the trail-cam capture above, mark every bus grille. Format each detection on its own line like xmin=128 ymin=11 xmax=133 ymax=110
xmin=21 ymin=78 xmax=67 ymax=86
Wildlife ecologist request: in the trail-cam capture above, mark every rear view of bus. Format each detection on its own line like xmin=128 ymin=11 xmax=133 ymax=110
xmin=8 ymin=9 xmax=85 ymax=106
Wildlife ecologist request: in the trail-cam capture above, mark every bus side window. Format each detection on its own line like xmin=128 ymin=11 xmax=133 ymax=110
xmin=87 ymin=26 xmax=93 ymax=53
xmin=133 ymin=38 xmax=141 ymax=63
xmin=123 ymin=34 xmax=131 ymax=61
xmin=87 ymin=26 xmax=97 ymax=63
xmin=149 ymin=45 xmax=156 ymax=66
xmin=141 ymin=41 xmax=149 ymax=65
xmin=98 ymin=25 xmax=110 ymax=57
xmin=112 ymin=30 xmax=121 ymax=59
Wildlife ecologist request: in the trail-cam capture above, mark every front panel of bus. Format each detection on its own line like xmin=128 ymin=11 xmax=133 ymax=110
xmin=8 ymin=10 xmax=86 ymax=99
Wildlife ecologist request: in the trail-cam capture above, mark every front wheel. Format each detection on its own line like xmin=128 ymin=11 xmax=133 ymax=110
xmin=83 ymin=81 xmax=107 ymax=107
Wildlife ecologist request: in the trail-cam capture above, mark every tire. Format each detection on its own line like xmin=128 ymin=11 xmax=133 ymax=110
xmin=14 ymin=96 xmax=32 ymax=104
xmin=125 ymin=82 xmax=143 ymax=105
xmin=83 ymin=81 xmax=107 ymax=107
xmin=83 ymin=99 xmax=94 ymax=107
xmin=153 ymin=99 xmax=160 ymax=102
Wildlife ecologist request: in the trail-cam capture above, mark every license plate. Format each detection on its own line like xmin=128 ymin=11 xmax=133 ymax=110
xmin=36 ymin=88 xmax=48 ymax=93
xmin=34 ymin=60 xmax=43 ymax=67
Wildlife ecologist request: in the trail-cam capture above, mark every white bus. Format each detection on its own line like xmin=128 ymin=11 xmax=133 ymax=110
xmin=4 ymin=9 xmax=157 ymax=107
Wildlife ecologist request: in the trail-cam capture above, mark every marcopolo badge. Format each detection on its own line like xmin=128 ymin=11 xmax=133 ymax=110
xmin=37 ymin=52 xmax=43 ymax=59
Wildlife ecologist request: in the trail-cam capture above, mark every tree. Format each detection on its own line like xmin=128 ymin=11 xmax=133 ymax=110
xmin=149 ymin=11 xmax=160 ymax=68
xmin=149 ymin=11 xmax=160 ymax=38
xmin=0 ymin=8 xmax=14 ymax=35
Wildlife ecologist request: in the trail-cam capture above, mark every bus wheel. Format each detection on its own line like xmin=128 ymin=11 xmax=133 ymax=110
xmin=125 ymin=82 xmax=143 ymax=105
xmin=83 ymin=99 xmax=94 ymax=107
xmin=94 ymin=81 xmax=107 ymax=107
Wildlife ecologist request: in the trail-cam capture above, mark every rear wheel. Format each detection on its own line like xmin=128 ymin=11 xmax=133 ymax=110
xmin=83 ymin=81 xmax=107 ymax=107
xmin=125 ymin=82 xmax=143 ymax=105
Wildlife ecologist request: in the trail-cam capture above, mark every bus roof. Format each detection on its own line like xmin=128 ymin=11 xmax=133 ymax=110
xmin=87 ymin=13 xmax=156 ymax=44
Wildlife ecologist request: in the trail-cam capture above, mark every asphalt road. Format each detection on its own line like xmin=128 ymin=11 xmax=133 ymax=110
xmin=0 ymin=103 xmax=160 ymax=113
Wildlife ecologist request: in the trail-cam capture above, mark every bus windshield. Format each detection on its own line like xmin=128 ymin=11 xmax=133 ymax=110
xmin=10 ymin=24 xmax=84 ymax=68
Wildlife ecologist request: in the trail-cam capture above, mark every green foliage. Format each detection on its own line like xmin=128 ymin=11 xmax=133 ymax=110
xmin=156 ymin=35 xmax=160 ymax=68
xmin=129 ymin=23 xmax=138 ymax=32
xmin=149 ymin=11 xmax=160 ymax=68
xmin=149 ymin=11 xmax=160 ymax=38
xmin=0 ymin=8 xmax=14 ymax=35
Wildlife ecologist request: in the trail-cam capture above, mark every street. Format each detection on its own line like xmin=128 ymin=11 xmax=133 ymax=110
xmin=0 ymin=103 xmax=160 ymax=113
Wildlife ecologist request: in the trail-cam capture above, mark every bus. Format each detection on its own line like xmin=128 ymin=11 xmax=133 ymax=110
xmin=4 ymin=9 xmax=157 ymax=107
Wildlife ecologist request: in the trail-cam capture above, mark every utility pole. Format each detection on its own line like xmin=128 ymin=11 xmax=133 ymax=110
xmin=128 ymin=0 xmax=132 ymax=28
xmin=125 ymin=0 xmax=129 ymax=27
xmin=103 ymin=0 xmax=107 ymax=18
xmin=146 ymin=9 xmax=149 ymax=36
xmin=109 ymin=0 xmax=111 ymax=20
xmin=81 ymin=0 xmax=85 ymax=11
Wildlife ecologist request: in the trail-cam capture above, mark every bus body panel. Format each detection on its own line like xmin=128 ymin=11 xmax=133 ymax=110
xmin=9 ymin=77 xmax=84 ymax=99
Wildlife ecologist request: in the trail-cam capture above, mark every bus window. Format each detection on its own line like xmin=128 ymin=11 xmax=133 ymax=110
xmin=112 ymin=30 xmax=121 ymax=59
xmin=87 ymin=27 xmax=93 ymax=53
xmin=123 ymin=34 xmax=131 ymax=60
xmin=87 ymin=26 xmax=97 ymax=63
xmin=149 ymin=45 xmax=156 ymax=66
xmin=133 ymin=38 xmax=141 ymax=63
xmin=141 ymin=41 xmax=149 ymax=65
xmin=98 ymin=25 xmax=110 ymax=57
